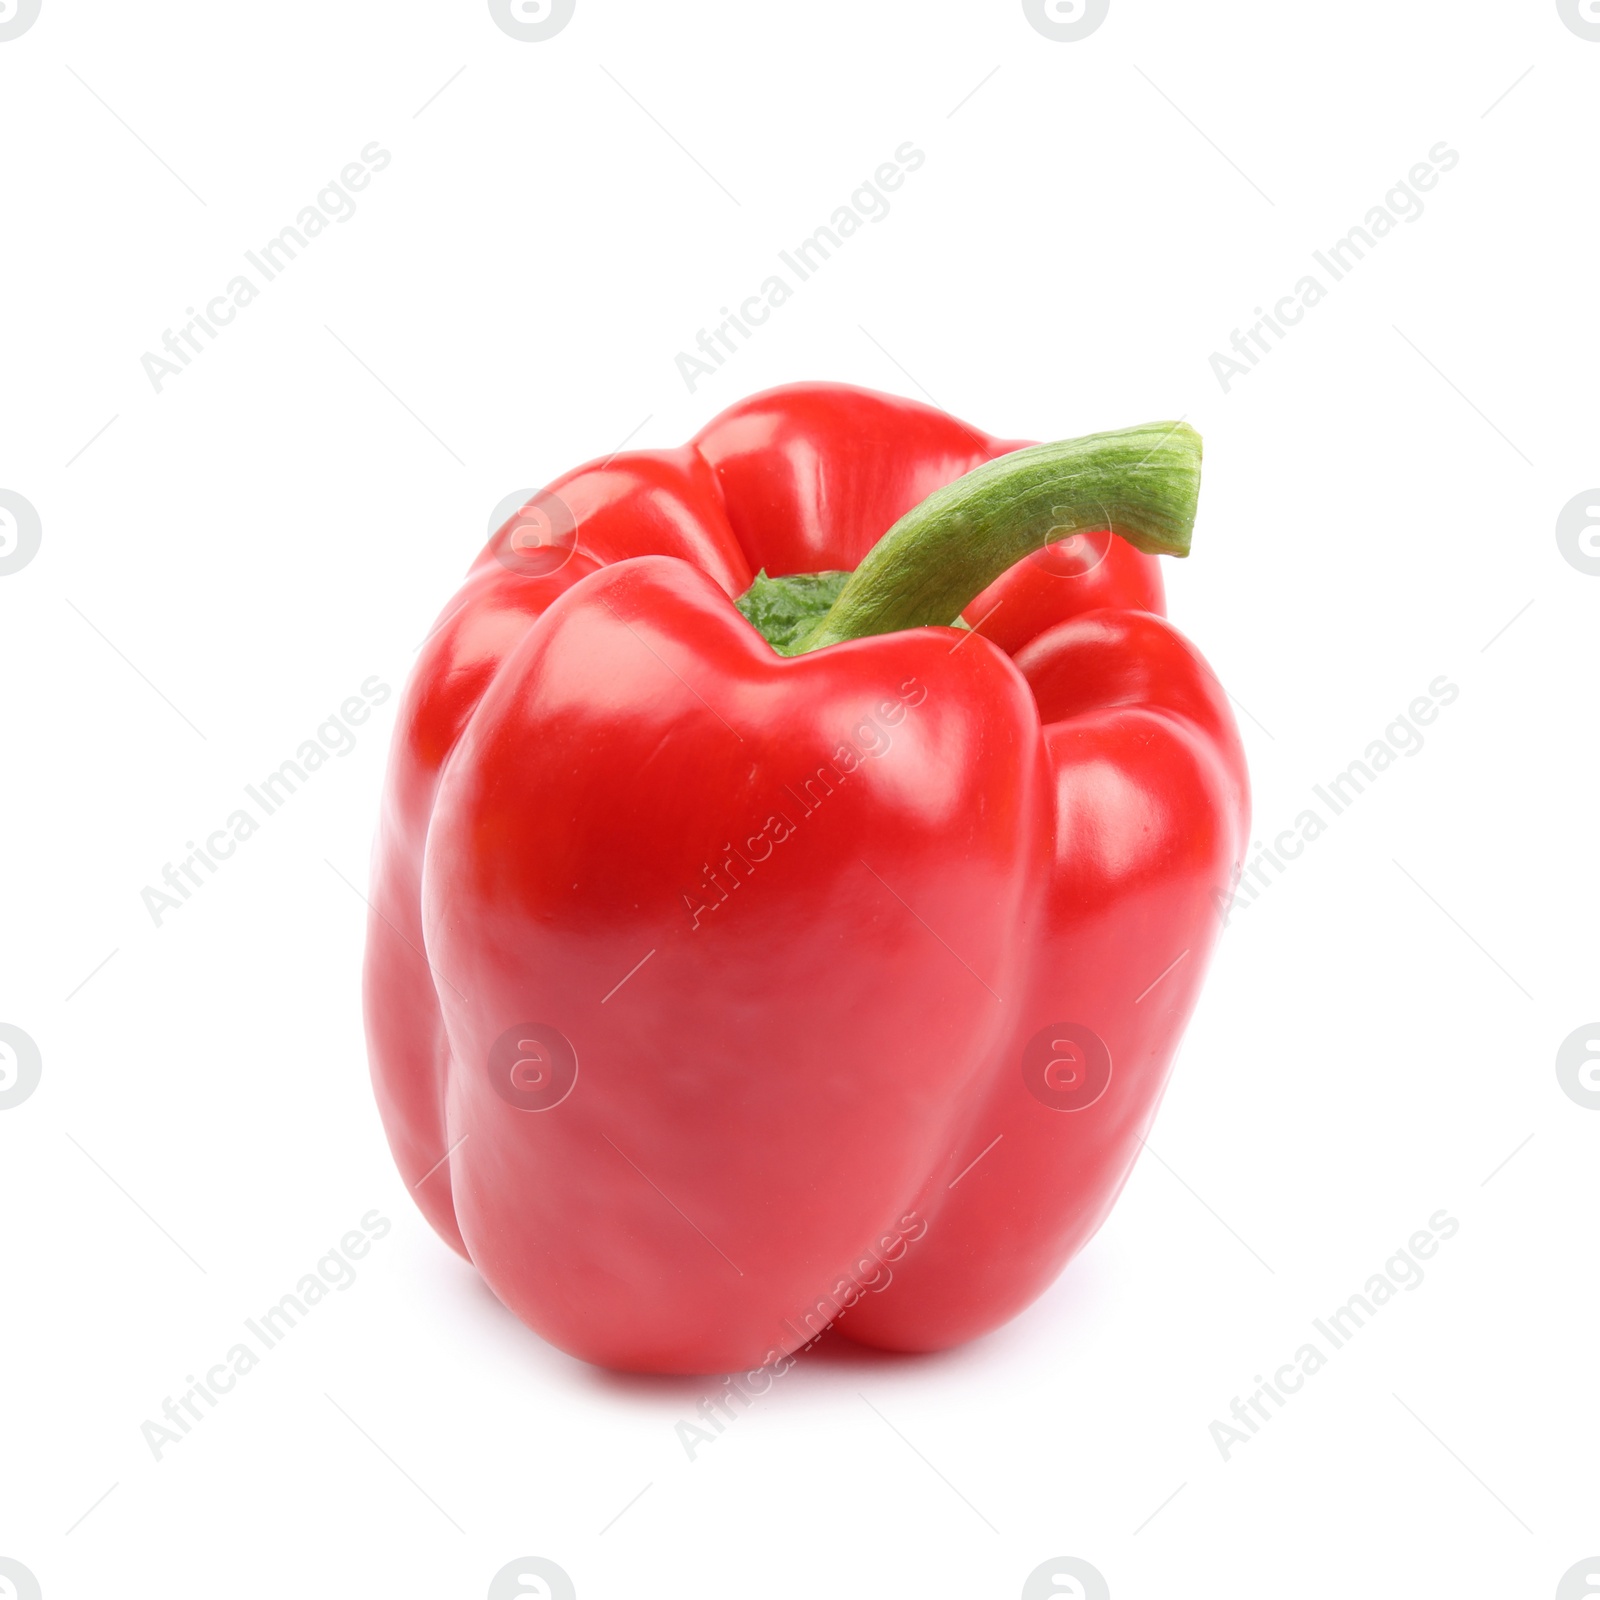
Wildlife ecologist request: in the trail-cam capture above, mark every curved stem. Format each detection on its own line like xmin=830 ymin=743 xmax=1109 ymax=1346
xmin=794 ymin=421 xmax=1201 ymax=653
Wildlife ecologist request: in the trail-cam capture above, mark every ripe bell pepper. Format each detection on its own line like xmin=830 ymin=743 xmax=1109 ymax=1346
xmin=363 ymin=382 xmax=1248 ymax=1374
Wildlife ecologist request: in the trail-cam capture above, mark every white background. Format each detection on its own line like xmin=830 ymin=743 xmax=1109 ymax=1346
xmin=2 ymin=2 xmax=1596 ymax=1596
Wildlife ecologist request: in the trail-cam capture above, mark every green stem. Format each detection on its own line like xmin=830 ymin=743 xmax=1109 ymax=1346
xmin=793 ymin=421 xmax=1201 ymax=653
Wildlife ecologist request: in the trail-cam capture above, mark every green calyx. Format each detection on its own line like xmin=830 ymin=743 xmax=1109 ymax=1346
xmin=735 ymin=569 xmax=852 ymax=656
xmin=750 ymin=421 xmax=1202 ymax=655
xmin=737 ymin=568 xmax=975 ymax=655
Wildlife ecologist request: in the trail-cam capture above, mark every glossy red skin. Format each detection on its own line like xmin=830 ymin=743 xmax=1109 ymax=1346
xmin=363 ymin=381 xmax=1248 ymax=1372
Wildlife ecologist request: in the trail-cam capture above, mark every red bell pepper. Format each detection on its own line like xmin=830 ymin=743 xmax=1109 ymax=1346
xmin=363 ymin=382 xmax=1248 ymax=1373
